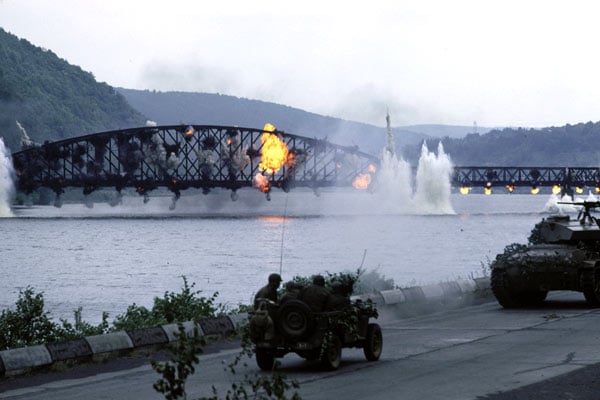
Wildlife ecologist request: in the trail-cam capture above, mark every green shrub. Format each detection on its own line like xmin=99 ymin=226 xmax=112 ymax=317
xmin=113 ymin=276 xmax=223 ymax=331
xmin=0 ymin=286 xmax=59 ymax=350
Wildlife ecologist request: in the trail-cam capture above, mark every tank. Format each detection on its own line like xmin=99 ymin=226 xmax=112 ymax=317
xmin=491 ymin=201 xmax=600 ymax=308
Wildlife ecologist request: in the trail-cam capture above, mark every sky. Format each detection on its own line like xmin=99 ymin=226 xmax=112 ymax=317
xmin=1 ymin=0 xmax=600 ymax=128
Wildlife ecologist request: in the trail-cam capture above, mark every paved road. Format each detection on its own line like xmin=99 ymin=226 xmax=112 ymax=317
xmin=1 ymin=292 xmax=600 ymax=399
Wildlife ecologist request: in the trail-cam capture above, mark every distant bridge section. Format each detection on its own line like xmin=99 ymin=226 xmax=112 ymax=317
xmin=11 ymin=124 xmax=379 ymax=200
xmin=453 ymin=166 xmax=600 ymax=195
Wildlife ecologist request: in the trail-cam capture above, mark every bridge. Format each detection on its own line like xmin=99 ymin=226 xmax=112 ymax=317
xmin=11 ymin=124 xmax=600 ymax=200
xmin=11 ymin=124 xmax=379 ymax=201
xmin=453 ymin=166 xmax=600 ymax=195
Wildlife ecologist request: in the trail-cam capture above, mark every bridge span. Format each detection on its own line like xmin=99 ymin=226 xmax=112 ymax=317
xmin=10 ymin=124 xmax=600 ymax=200
xmin=11 ymin=124 xmax=379 ymax=200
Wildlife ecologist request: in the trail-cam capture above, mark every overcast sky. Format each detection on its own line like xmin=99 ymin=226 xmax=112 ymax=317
xmin=1 ymin=0 xmax=600 ymax=128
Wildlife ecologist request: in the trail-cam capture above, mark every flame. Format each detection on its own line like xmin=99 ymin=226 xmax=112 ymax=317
xmin=353 ymin=173 xmax=371 ymax=190
xmin=259 ymin=123 xmax=289 ymax=175
xmin=506 ymin=184 xmax=515 ymax=193
xmin=459 ymin=186 xmax=470 ymax=195
xmin=484 ymin=186 xmax=492 ymax=195
xmin=253 ymin=173 xmax=270 ymax=193
xmin=596 ymin=187 xmax=600 ymax=194
xmin=576 ymin=186 xmax=584 ymax=194
xmin=552 ymin=184 xmax=561 ymax=195
xmin=531 ymin=186 xmax=540 ymax=195
xmin=226 ymin=138 xmax=233 ymax=145
xmin=185 ymin=126 xmax=194 ymax=137
xmin=368 ymin=164 xmax=377 ymax=173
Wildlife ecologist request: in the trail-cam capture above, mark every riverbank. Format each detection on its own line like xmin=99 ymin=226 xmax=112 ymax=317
xmin=0 ymin=276 xmax=492 ymax=378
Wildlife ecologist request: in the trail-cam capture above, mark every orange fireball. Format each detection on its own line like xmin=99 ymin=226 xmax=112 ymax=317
xmin=353 ymin=173 xmax=371 ymax=190
xmin=259 ymin=123 xmax=289 ymax=175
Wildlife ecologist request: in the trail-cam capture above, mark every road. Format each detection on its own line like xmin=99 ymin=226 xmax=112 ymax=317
xmin=2 ymin=292 xmax=600 ymax=399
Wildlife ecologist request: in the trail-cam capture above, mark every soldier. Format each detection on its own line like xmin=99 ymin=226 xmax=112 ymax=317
xmin=279 ymin=281 xmax=304 ymax=304
xmin=326 ymin=281 xmax=351 ymax=311
xmin=300 ymin=274 xmax=331 ymax=312
xmin=254 ymin=273 xmax=282 ymax=309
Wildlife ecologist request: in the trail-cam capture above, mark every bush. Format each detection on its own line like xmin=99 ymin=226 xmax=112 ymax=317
xmin=113 ymin=276 xmax=223 ymax=331
xmin=0 ymin=286 xmax=59 ymax=350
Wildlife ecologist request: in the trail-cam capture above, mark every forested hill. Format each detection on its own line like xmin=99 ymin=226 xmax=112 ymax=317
xmin=400 ymin=122 xmax=600 ymax=167
xmin=0 ymin=28 xmax=146 ymax=152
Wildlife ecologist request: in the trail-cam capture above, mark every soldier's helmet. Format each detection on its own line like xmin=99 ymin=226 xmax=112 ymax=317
xmin=268 ymin=273 xmax=282 ymax=284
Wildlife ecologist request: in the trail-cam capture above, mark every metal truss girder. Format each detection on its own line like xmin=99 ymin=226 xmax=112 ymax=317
xmin=12 ymin=124 xmax=379 ymax=195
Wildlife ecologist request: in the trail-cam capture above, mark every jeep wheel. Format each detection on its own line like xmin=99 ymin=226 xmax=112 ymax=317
xmin=581 ymin=268 xmax=600 ymax=307
xmin=277 ymin=300 xmax=315 ymax=339
xmin=320 ymin=336 xmax=342 ymax=370
xmin=256 ymin=348 xmax=275 ymax=371
xmin=363 ymin=323 xmax=383 ymax=361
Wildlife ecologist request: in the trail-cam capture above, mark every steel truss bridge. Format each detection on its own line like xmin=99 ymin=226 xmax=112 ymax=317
xmin=11 ymin=125 xmax=379 ymax=200
xmin=453 ymin=166 xmax=600 ymax=195
xmin=11 ymin=124 xmax=600 ymax=200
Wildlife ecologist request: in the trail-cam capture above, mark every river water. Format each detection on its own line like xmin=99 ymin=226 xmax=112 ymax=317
xmin=0 ymin=137 xmax=589 ymax=324
xmin=0 ymin=188 xmax=571 ymax=324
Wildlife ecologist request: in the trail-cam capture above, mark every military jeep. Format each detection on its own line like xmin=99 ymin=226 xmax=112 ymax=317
xmin=249 ymin=298 xmax=382 ymax=371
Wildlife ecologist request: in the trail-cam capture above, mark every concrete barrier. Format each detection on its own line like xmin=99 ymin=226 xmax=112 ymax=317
xmin=228 ymin=313 xmax=249 ymax=329
xmin=199 ymin=316 xmax=234 ymax=336
xmin=379 ymin=289 xmax=406 ymax=305
xmin=162 ymin=321 xmax=202 ymax=342
xmin=85 ymin=331 xmax=133 ymax=354
xmin=46 ymin=338 xmax=92 ymax=361
xmin=127 ymin=327 xmax=169 ymax=347
xmin=0 ymin=345 xmax=52 ymax=373
xmin=0 ymin=277 xmax=492 ymax=377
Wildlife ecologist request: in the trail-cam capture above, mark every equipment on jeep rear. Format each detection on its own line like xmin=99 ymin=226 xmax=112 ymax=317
xmin=491 ymin=201 xmax=600 ymax=308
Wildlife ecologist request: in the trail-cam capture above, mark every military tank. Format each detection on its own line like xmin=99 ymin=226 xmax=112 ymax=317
xmin=491 ymin=201 xmax=600 ymax=308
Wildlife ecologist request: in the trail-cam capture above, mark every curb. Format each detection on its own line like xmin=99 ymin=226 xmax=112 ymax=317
xmin=0 ymin=277 xmax=491 ymax=377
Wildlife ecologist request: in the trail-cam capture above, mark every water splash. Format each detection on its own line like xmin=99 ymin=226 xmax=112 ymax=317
xmin=374 ymin=141 xmax=455 ymax=215
xmin=544 ymin=191 xmax=598 ymax=214
xmin=0 ymin=138 xmax=15 ymax=217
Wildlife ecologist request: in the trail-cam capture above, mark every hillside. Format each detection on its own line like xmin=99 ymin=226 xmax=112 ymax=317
xmin=117 ymin=88 xmax=437 ymax=155
xmin=0 ymin=28 xmax=146 ymax=152
xmin=400 ymin=122 xmax=600 ymax=166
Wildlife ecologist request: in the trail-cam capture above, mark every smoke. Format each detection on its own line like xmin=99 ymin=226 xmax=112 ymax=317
xmin=16 ymin=121 xmax=34 ymax=148
xmin=0 ymin=137 xmax=15 ymax=217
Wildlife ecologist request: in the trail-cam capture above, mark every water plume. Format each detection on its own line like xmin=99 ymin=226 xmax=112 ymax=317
xmin=373 ymin=140 xmax=454 ymax=215
xmin=0 ymin=138 xmax=15 ymax=217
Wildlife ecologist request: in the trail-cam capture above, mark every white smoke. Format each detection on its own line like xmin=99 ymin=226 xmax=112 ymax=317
xmin=16 ymin=121 xmax=33 ymax=148
xmin=0 ymin=138 xmax=15 ymax=217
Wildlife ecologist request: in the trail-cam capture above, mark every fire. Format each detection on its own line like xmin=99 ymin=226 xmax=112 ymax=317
xmin=259 ymin=123 xmax=289 ymax=175
xmin=484 ymin=186 xmax=492 ymax=195
xmin=459 ymin=186 xmax=470 ymax=195
xmin=531 ymin=186 xmax=540 ymax=195
xmin=185 ymin=126 xmax=194 ymax=137
xmin=253 ymin=173 xmax=270 ymax=193
xmin=368 ymin=164 xmax=377 ymax=173
xmin=506 ymin=184 xmax=515 ymax=193
xmin=552 ymin=185 xmax=561 ymax=195
xmin=576 ymin=186 xmax=584 ymax=194
xmin=353 ymin=173 xmax=371 ymax=190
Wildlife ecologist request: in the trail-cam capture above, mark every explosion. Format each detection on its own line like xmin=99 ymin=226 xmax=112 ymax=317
xmin=352 ymin=173 xmax=372 ymax=190
xmin=258 ymin=123 xmax=288 ymax=175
